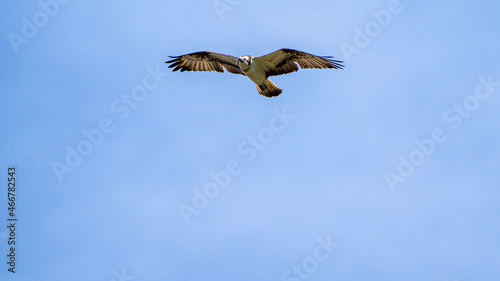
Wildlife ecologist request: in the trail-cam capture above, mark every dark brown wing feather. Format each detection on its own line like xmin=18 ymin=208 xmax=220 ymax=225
xmin=254 ymin=48 xmax=344 ymax=78
xmin=166 ymin=51 xmax=243 ymax=75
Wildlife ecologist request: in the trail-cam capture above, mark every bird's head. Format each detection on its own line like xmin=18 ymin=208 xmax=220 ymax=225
xmin=238 ymin=55 xmax=254 ymax=66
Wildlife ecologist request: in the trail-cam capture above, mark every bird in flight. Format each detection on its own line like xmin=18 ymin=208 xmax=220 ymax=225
xmin=166 ymin=48 xmax=344 ymax=97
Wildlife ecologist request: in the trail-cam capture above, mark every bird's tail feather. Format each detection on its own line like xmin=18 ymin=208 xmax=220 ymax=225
xmin=256 ymin=80 xmax=283 ymax=98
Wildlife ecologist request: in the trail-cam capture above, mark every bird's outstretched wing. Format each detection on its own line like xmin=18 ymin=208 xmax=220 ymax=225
xmin=253 ymin=48 xmax=344 ymax=78
xmin=166 ymin=51 xmax=244 ymax=75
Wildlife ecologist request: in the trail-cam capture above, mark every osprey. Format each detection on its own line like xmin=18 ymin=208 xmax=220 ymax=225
xmin=166 ymin=48 xmax=344 ymax=97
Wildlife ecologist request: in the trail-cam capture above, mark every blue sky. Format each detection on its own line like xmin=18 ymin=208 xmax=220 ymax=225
xmin=1 ymin=0 xmax=500 ymax=280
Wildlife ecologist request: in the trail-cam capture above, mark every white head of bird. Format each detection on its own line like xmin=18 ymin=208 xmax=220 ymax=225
xmin=237 ymin=55 xmax=254 ymax=71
